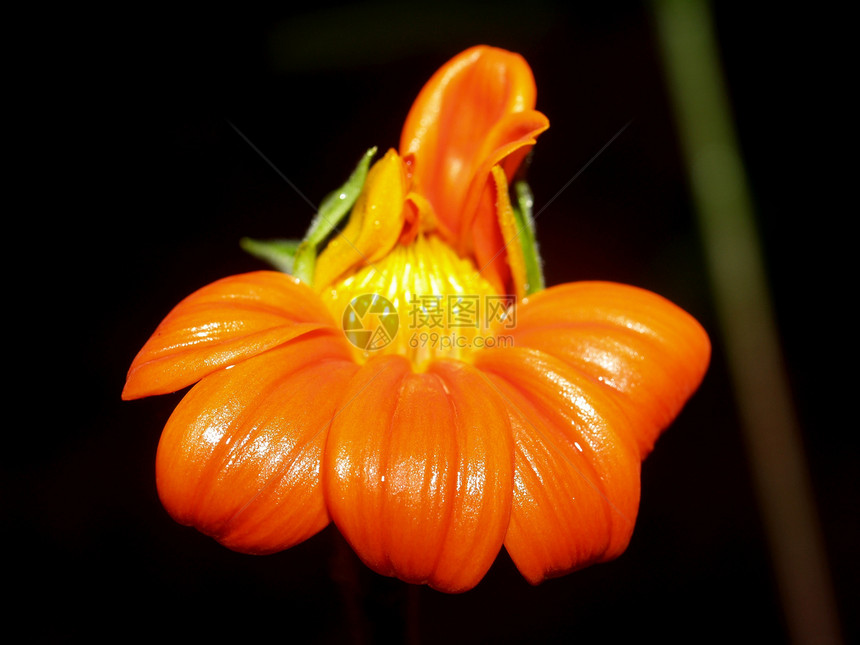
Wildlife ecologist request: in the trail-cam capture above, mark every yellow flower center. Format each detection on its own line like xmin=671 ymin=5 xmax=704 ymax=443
xmin=319 ymin=234 xmax=508 ymax=368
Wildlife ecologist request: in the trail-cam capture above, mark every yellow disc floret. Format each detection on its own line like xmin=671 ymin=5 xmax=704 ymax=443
xmin=319 ymin=234 xmax=505 ymax=367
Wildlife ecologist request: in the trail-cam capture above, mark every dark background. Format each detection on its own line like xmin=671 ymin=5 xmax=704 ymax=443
xmin=12 ymin=2 xmax=854 ymax=643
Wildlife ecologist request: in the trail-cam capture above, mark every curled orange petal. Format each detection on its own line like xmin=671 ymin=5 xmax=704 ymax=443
xmin=400 ymin=45 xmax=549 ymax=254
xmin=156 ymin=332 xmax=358 ymax=554
xmin=123 ymin=271 xmax=336 ymax=399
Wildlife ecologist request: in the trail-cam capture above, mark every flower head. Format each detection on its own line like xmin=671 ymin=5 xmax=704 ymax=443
xmin=123 ymin=46 xmax=710 ymax=593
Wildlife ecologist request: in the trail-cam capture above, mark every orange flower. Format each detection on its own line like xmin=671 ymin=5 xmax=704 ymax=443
xmin=123 ymin=46 xmax=710 ymax=593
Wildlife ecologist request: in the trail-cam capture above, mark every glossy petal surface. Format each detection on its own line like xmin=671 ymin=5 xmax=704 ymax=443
xmin=123 ymin=272 xmax=335 ymax=399
xmin=156 ymin=332 xmax=358 ymax=554
xmin=475 ymin=348 xmax=641 ymax=584
xmin=509 ymin=282 xmax=711 ymax=455
xmin=324 ymin=357 xmax=514 ymax=592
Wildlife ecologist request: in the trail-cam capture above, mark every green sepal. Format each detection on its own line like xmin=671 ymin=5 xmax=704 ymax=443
xmin=511 ymin=180 xmax=545 ymax=294
xmin=239 ymin=237 xmax=301 ymax=274
xmin=292 ymin=146 xmax=377 ymax=283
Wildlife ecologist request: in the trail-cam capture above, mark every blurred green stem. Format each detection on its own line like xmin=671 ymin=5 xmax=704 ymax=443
xmin=652 ymin=2 xmax=842 ymax=643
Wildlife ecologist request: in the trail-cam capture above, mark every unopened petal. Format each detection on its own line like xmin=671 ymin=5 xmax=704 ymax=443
xmin=400 ymin=45 xmax=548 ymax=258
xmin=491 ymin=165 xmax=527 ymax=299
xmin=156 ymin=332 xmax=358 ymax=554
xmin=123 ymin=271 xmax=337 ymax=399
xmin=313 ymin=149 xmax=409 ymax=290
xmin=463 ymin=111 xmax=549 ymax=292
xmin=323 ymin=356 xmax=514 ymax=593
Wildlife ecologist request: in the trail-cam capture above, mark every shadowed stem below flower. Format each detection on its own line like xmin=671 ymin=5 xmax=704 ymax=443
xmin=329 ymin=528 xmax=423 ymax=644
xmin=329 ymin=529 xmax=371 ymax=645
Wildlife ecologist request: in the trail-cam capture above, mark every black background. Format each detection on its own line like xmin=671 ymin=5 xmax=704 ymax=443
xmin=11 ymin=2 xmax=854 ymax=643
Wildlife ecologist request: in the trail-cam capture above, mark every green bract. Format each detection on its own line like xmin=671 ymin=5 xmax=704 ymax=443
xmin=241 ymin=147 xmax=377 ymax=284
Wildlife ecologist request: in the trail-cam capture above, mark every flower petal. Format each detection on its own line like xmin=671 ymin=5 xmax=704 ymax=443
xmin=156 ymin=332 xmax=358 ymax=554
xmin=491 ymin=165 xmax=527 ymax=299
xmin=474 ymin=347 xmax=641 ymax=585
xmin=122 ymin=271 xmax=336 ymax=399
xmin=313 ymin=149 xmax=408 ymax=290
xmin=323 ymin=356 xmax=514 ymax=593
xmin=400 ymin=46 xmax=548 ymax=256
xmin=510 ymin=282 xmax=711 ymax=455
xmin=465 ymin=111 xmax=549 ymax=292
